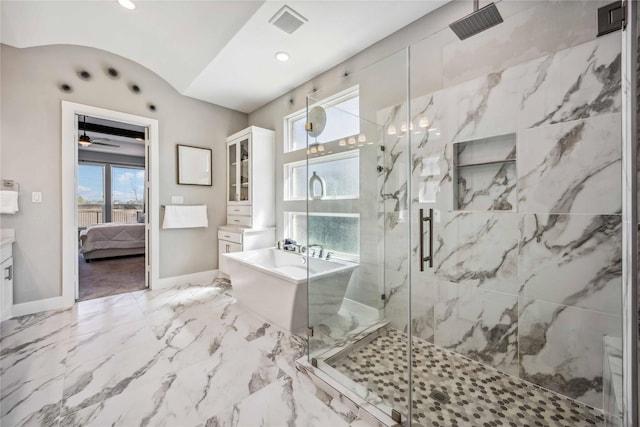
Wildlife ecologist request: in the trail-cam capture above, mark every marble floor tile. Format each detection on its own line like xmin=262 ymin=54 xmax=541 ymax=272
xmin=73 ymin=293 xmax=139 ymax=317
xmin=58 ymin=373 xmax=202 ymax=427
xmin=214 ymin=299 xmax=274 ymax=341
xmin=230 ymin=374 xmax=351 ymax=427
xmin=249 ymin=329 xmax=307 ymax=377
xmin=68 ymin=304 xmax=144 ymax=338
xmin=62 ymin=345 xmax=172 ymax=412
xmin=66 ymin=319 xmax=160 ymax=366
xmin=0 ymin=373 xmax=64 ymax=427
xmin=1 ymin=309 xmax=72 ymax=350
xmin=173 ymin=331 xmax=283 ymax=425
xmin=140 ymin=295 xmax=210 ymax=342
xmin=155 ymin=301 xmax=241 ymax=371
xmin=1 ymin=336 xmax=68 ymax=391
xmin=132 ymin=284 xmax=203 ymax=314
xmin=1 ymin=281 xmax=361 ymax=427
xmin=350 ymin=419 xmax=375 ymax=427
xmin=135 ymin=286 xmax=234 ymax=343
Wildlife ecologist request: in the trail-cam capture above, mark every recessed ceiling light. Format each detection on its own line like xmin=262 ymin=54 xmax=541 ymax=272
xmin=117 ymin=0 xmax=136 ymax=10
xmin=275 ymin=52 xmax=290 ymax=62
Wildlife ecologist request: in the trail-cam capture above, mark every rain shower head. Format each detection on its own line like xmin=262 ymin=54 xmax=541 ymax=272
xmin=449 ymin=1 xmax=504 ymax=40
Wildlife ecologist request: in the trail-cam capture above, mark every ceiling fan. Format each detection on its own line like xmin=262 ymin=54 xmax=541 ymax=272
xmin=78 ymin=115 xmax=120 ymax=148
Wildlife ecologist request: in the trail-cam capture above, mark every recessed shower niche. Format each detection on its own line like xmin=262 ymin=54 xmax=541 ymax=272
xmin=453 ymin=133 xmax=517 ymax=211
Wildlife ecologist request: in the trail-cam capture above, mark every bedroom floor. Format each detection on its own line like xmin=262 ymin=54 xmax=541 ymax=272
xmin=0 ymin=278 xmax=364 ymax=426
xmin=78 ymin=254 xmax=146 ymax=301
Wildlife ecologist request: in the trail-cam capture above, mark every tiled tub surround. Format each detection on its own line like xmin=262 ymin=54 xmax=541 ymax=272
xmin=330 ymin=327 xmax=605 ymax=426
xmin=0 ymin=280 xmax=362 ymax=427
xmin=373 ymin=32 xmax=623 ymax=411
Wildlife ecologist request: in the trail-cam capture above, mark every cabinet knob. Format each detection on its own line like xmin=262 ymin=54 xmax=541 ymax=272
xmin=4 ymin=265 xmax=12 ymax=281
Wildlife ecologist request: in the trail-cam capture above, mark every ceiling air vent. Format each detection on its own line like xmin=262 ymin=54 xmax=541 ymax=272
xmin=269 ymin=5 xmax=308 ymax=35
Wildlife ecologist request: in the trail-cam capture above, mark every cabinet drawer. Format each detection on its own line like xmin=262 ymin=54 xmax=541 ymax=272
xmin=218 ymin=230 xmax=242 ymax=244
xmin=227 ymin=205 xmax=251 ymax=216
xmin=218 ymin=241 xmax=241 ymax=276
xmin=227 ymin=215 xmax=252 ymax=227
xmin=220 ymin=240 xmax=242 ymax=253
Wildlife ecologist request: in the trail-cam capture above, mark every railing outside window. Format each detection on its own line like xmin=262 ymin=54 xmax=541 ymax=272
xmin=78 ymin=204 xmax=142 ymax=227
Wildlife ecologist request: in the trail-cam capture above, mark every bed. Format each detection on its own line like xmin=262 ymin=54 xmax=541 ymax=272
xmin=79 ymin=222 xmax=145 ymax=261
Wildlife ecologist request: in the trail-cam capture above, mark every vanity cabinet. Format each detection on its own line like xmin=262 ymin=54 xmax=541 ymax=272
xmin=225 ymin=126 xmax=275 ymax=228
xmin=1 ymin=257 xmax=13 ymax=321
xmin=218 ymin=227 xmax=275 ymax=274
xmin=219 ymin=126 xmax=276 ymax=275
xmin=0 ymin=229 xmax=15 ymax=321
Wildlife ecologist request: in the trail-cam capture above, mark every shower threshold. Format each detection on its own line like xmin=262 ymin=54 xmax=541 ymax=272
xmin=299 ymin=326 xmax=607 ymax=427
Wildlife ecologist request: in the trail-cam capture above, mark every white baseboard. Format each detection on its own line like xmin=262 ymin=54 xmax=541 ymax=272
xmin=155 ymin=269 xmax=219 ymax=290
xmin=11 ymin=296 xmax=69 ymax=318
xmin=8 ymin=270 xmax=220 ymax=319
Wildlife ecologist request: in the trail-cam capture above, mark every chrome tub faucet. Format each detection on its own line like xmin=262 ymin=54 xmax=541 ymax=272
xmin=307 ymin=244 xmax=324 ymax=258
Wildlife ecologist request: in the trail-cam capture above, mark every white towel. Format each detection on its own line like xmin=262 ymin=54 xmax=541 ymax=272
xmin=162 ymin=205 xmax=208 ymax=229
xmin=0 ymin=191 xmax=19 ymax=214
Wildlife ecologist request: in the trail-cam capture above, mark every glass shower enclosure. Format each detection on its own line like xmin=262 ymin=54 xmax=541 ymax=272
xmin=303 ymin=1 xmax=637 ymax=426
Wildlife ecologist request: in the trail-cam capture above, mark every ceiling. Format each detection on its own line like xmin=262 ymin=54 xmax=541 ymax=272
xmin=1 ymin=0 xmax=447 ymax=113
xmin=79 ymin=116 xmax=146 ymax=157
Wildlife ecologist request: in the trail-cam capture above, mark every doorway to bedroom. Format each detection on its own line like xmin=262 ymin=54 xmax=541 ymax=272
xmin=76 ymin=114 xmax=148 ymax=301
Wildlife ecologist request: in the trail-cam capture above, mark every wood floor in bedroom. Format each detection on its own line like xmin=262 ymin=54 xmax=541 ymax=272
xmin=78 ymin=254 xmax=146 ymax=301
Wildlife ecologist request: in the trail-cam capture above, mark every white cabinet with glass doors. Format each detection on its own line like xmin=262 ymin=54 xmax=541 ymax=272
xmin=225 ymin=126 xmax=275 ymax=228
xmin=218 ymin=126 xmax=275 ymax=274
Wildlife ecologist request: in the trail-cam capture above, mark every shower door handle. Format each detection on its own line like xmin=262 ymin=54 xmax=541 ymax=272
xmin=419 ymin=208 xmax=433 ymax=271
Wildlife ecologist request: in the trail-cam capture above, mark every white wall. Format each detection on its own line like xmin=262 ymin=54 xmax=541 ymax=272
xmin=0 ymin=44 xmax=247 ymax=304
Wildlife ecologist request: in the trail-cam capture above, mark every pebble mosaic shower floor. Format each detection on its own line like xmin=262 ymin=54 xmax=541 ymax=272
xmin=329 ymin=328 xmax=605 ymax=426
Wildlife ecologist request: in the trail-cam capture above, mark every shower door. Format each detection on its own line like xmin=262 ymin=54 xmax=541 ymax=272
xmin=303 ymin=2 xmax=634 ymax=425
xmin=304 ymin=49 xmax=413 ymax=422
xmin=407 ymin=1 xmax=629 ymax=425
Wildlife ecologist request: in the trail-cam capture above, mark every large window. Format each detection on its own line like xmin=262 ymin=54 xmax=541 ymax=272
xmin=282 ymin=87 xmax=360 ymax=260
xmin=77 ymin=163 xmax=144 ymax=227
xmin=285 ymin=213 xmax=359 ymax=257
xmin=78 ymin=164 xmax=105 ymax=227
xmin=286 ymin=90 xmax=360 ymax=152
xmin=284 ymin=151 xmax=359 ymax=201
xmin=111 ymin=166 xmax=144 ymax=223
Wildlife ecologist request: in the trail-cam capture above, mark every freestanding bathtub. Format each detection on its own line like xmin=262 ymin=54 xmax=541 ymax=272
xmin=223 ymin=248 xmax=358 ymax=334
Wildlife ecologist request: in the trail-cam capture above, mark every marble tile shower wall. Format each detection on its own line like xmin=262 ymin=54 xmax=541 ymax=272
xmin=378 ymin=33 xmax=623 ymax=410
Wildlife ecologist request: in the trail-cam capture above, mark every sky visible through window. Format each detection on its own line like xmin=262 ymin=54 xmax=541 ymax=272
xmin=78 ymin=164 xmax=144 ymax=204
xmin=78 ymin=165 xmax=103 ymax=203
xmin=289 ymin=95 xmax=360 ymax=152
xmin=112 ymin=167 xmax=144 ymax=204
